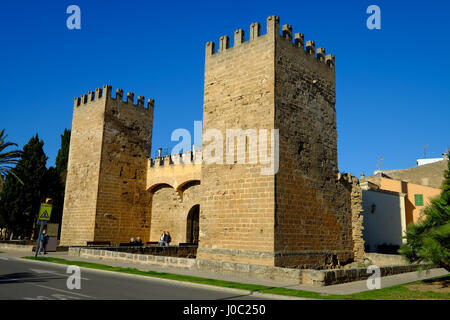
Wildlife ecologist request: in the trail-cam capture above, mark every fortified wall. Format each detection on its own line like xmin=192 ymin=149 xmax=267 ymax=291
xmin=60 ymin=86 xmax=154 ymax=245
xmin=198 ymin=16 xmax=364 ymax=267
xmin=147 ymin=150 xmax=202 ymax=245
xmin=60 ymin=15 xmax=365 ymax=269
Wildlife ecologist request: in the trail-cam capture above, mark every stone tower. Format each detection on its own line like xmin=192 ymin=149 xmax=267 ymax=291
xmin=60 ymin=85 xmax=154 ymax=246
xmin=198 ymin=16 xmax=364 ymax=268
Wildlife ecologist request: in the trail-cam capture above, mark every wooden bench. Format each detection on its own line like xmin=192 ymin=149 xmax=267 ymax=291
xmin=119 ymin=242 xmax=143 ymax=247
xmin=179 ymin=242 xmax=197 ymax=246
xmin=86 ymin=241 xmax=110 ymax=247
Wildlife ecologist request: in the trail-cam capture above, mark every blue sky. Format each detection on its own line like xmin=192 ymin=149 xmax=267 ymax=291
xmin=0 ymin=0 xmax=449 ymax=177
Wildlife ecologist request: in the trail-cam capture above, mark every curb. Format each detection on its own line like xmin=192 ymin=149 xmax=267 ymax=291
xmin=16 ymin=256 xmax=311 ymax=300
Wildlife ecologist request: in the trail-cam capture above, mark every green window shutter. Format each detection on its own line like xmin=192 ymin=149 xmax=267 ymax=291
xmin=414 ymin=194 xmax=424 ymax=206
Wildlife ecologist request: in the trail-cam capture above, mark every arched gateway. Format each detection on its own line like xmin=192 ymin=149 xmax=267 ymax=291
xmin=186 ymin=204 xmax=199 ymax=244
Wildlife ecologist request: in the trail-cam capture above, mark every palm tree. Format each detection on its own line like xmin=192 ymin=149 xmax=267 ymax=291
xmin=0 ymin=129 xmax=22 ymax=181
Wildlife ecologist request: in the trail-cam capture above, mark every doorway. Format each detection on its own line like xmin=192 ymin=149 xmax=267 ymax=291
xmin=186 ymin=204 xmax=199 ymax=244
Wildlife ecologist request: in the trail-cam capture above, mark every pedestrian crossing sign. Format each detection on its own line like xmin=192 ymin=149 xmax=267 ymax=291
xmin=38 ymin=203 xmax=52 ymax=221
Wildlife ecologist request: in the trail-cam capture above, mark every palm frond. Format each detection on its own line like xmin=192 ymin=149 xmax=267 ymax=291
xmin=0 ymin=128 xmax=23 ymax=184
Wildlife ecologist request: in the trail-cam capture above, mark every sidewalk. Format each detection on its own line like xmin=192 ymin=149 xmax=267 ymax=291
xmin=1 ymin=249 xmax=448 ymax=295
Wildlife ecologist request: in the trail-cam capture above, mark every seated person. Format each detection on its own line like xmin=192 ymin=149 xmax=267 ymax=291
xmin=135 ymin=236 xmax=143 ymax=246
xmin=158 ymin=231 xmax=166 ymax=247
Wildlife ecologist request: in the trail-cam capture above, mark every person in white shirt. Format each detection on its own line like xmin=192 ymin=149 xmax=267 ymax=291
xmin=158 ymin=231 xmax=165 ymax=246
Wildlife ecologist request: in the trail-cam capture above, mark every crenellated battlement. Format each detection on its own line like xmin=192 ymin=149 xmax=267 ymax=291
xmin=73 ymin=85 xmax=155 ymax=110
xmin=337 ymin=172 xmax=359 ymax=185
xmin=205 ymin=16 xmax=334 ymax=69
xmin=150 ymin=150 xmax=202 ymax=168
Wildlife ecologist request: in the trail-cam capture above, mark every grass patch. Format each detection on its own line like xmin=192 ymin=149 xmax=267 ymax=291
xmin=348 ymin=275 xmax=450 ymax=300
xmin=23 ymin=256 xmax=449 ymax=300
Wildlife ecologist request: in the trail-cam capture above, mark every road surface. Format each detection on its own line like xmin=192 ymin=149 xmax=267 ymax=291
xmin=0 ymin=254 xmax=266 ymax=300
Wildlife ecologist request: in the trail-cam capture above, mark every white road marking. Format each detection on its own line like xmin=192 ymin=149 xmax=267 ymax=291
xmin=32 ymin=284 xmax=93 ymax=298
xmin=23 ymin=294 xmax=82 ymax=300
xmin=51 ymin=293 xmax=82 ymax=300
xmin=29 ymin=268 xmax=90 ymax=280
xmin=0 ymin=259 xmax=94 ymax=299
xmin=23 ymin=296 xmax=53 ymax=300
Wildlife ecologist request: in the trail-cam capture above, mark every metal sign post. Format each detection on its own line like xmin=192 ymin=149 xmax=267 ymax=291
xmin=34 ymin=199 xmax=52 ymax=258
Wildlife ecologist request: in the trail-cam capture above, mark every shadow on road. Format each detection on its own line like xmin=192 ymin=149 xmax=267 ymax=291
xmin=0 ymin=272 xmax=62 ymax=285
xmin=217 ymin=284 xmax=304 ymax=300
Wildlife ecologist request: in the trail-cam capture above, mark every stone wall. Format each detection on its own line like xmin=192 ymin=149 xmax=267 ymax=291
xmin=149 ymin=182 xmax=201 ymax=245
xmin=301 ymin=264 xmax=428 ymax=286
xmin=273 ymin=24 xmax=354 ymax=267
xmin=150 ymin=186 xmax=182 ymax=243
xmin=60 ymin=88 xmax=107 ymax=245
xmin=198 ymin=17 xmax=277 ymax=266
xmin=72 ymin=245 xmax=197 ymax=258
xmin=350 ymin=178 xmax=365 ymax=261
xmin=69 ymin=247 xmax=196 ymax=269
xmin=69 ymin=247 xmax=428 ymax=286
xmin=60 ymin=86 xmax=154 ymax=246
xmin=272 ymin=24 xmax=364 ymax=267
xmin=365 ymin=253 xmax=409 ymax=266
xmin=0 ymin=242 xmax=33 ymax=252
xmin=93 ymin=88 xmax=154 ymax=244
xmin=60 ymin=16 xmax=365 ymax=268
xmin=147 ymin=153 xmax=201 ymax=191
xmin=198 ymin=16 xmax=364 ymax=268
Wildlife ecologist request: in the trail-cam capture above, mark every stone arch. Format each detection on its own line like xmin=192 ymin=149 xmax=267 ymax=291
xmin=179 ymin=182 xmax=201 ymax=243
xmin=147 ymin=179 xmax=202 ymax=245
xmin=177 ymin=180 xmax=201 ymax=201
xmin=147 ymin=182 xmax=176 ymax=193
xmin=149 ymin=183 xmax=182 ymax=244
xmin=177 ymin=179 xmax=201 ymax=192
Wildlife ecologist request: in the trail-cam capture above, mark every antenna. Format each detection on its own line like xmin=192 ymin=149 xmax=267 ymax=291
xmin=424 ymin=144 xmax=429 ymax=159
xmin=377 ymin=156 xmax=384 ymax=172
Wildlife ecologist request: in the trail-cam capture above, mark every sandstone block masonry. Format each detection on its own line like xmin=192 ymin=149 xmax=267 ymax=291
xmin=197 ymin=16 xmax=364 ymax=268
xmin=60 ymin=86 xmax=154 ymax=245
xmin=60 ymin=15 xmax=365 ymax=269
xmin=69 ymin=248 xmax=426 ymax=286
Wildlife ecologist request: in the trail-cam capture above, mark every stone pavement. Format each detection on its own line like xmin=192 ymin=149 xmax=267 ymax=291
xmin=1 ymin=249 xmax=447 ymax=296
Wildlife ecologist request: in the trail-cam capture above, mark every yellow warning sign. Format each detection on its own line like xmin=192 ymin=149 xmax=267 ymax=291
xmin=38 ymin=203 xmax=52 ymax=221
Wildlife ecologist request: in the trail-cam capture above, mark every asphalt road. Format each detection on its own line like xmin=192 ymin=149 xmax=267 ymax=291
xmin=0 ymin=255 xmax=265 ymax=300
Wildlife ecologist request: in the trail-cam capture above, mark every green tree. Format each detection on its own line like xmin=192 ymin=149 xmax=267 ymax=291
xmin=0 ymin=134 xmax=48 ymax=238
xmin=0 ymin=129 xmax=22 ymax=180
xmin=48 ymin=128 xmax=71 ymax=229
xmin=399 ymin=159 xmax=450 ymax=271
xmin=42 ymin=166 xmax=64 ymax=226
xmin=55 ymin=129 xmax=70 ymax=184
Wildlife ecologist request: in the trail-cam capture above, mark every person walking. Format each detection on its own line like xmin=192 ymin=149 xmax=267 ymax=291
xmin=43 ymin=230 xmax=49 ymax=254
xmin=38 ymin=229 xmax=49 ymax=255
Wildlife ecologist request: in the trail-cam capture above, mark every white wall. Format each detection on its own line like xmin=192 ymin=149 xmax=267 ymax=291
xmin=416 ymin=158 xmax=443 ymax=166
xmin=361 ymin=190 xmax=406 ymax=252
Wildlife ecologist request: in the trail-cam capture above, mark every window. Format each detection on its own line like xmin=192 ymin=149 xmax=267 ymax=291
xmin=414 ymin=194 xmax=424 ymax=206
